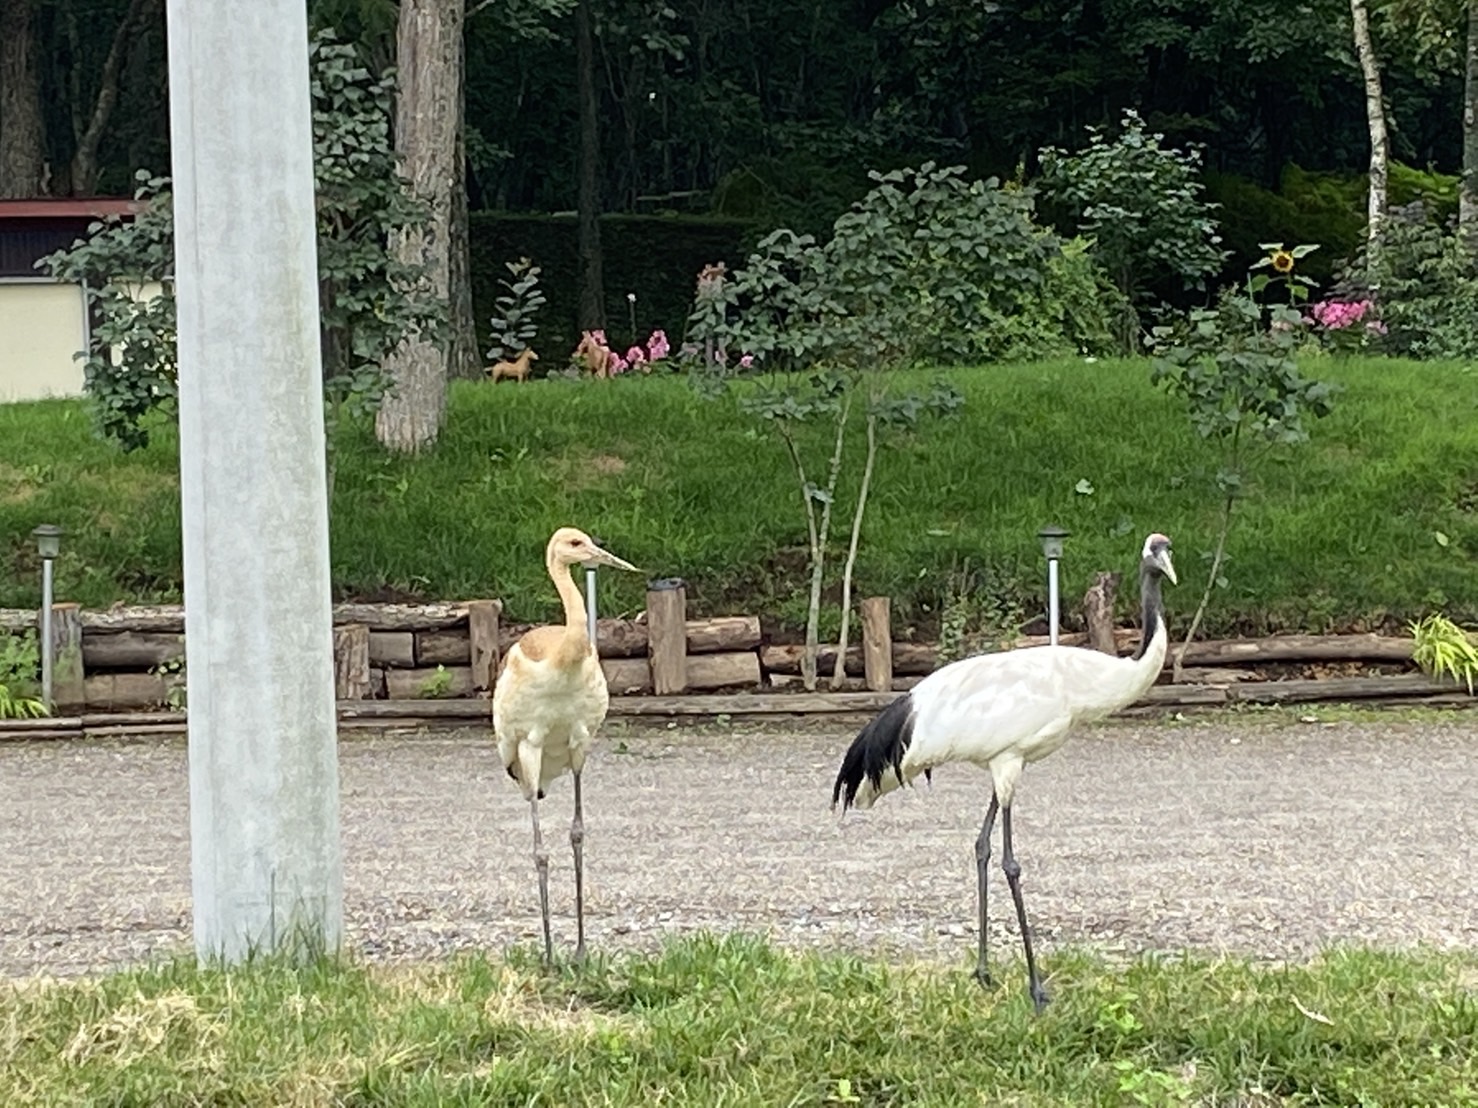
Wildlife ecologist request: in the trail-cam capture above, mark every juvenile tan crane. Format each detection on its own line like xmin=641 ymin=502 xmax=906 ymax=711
xmin=494 ymin=527 xmax=640 ymax=964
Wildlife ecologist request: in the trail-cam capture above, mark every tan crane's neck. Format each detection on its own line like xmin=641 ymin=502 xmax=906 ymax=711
xmin=548 ymin=551 xmax=591 ymax=642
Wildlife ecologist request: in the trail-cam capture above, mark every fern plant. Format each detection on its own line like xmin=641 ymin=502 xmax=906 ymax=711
xmin=0 ymin=631 xmax=47 ymax=719
xmin=1410 ymin=613 xmax=1478 ymax=694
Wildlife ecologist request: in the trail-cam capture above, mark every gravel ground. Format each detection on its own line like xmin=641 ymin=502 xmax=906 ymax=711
xmin=1 ymin=715 xmax=1475 ymax=979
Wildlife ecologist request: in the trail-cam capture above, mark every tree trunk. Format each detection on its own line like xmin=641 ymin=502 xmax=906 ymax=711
xmin=0 ymin=0 xmax=48 ymax=198
xmin=68 ymin=0 xmax=158 ymax=196
xmin=447 ymin=25 xmax=481 ymax=380
xmin=1350 ymin=0 xmax=1389 ymax=264
xmin=375 ymin=0 xmax=463 ymax=454
xmin=1462 ymin=0 xmax=1478 ymax=242
xmin=575 ymin=0 xmax=606 ymax=329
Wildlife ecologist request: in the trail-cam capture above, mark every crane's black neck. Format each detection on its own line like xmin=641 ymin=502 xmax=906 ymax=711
xmin=1131 ymin=561 xmax=1167 ymax=661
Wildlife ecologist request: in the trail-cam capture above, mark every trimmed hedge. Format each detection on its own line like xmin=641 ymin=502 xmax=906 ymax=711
xmin=468 ymin=212 xmax=764 ymax=367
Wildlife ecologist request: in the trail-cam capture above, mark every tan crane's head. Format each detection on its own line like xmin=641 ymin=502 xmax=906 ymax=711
xmin=1140 ymin=532 xmax=1178 ymax=586
xmin=545 ymin=527 xmax=641 ymax=574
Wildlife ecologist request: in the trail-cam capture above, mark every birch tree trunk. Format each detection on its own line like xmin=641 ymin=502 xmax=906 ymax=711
xmin=0 ymin=0 xmax=47 ymax=198
xmin=1462 ymin=0 xmax=1478 ymax=242
xmin=1350 ymin=0 xmax=1389 ymax=265
xmin=576 ymin=0 xmax=606 ymax=330
xmin=375 ymin=0 xmax=463 ymax=453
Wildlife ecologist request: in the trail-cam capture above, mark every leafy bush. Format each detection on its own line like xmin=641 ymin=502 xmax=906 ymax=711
xmin=42 ymin=30 xmax=437 ymax=450
xmin=484 ymin=257 xmax=547 ymax=363
xmin=1037 ymin=109 xmax=1228 ymax=317
xmin=1410 ymin=613 xmax=1478 ymax=693
xmin=1340 ymin=202 xmax=1478 ymax=360
xmin=0 ymin=632 xmax=46 ymax=720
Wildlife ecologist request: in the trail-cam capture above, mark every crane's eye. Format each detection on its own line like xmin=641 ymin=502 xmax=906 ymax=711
xmin=570 ymin=538 xmax=584 ymax=547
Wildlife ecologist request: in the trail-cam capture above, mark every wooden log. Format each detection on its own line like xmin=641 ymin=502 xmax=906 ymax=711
xmin=467 ymin=599 xmax=501 ymax=694
xmin=369 ymin=667 xmax=388 ymax=699
xmin=49 ymin=603 xmax=86 ymax=712
xmin=860 ymin=598 xmax=892 ymax=692
xmin=647 ymin=580 xmax=688 ymax=695
xmin=333 ymin=623 xmax=372 ymax=700
xmin=82 ymin=630 xmax=185 ymax=669
xmin=610 ymin=691 xmax=901 ymax=716
xmin=0 ymin=716 xmax=85 ymax=733
xmin=685 ymin=616 xmax=762 ymax=654
xmin=331 ymin=602 xmax=469 ymax=630
xmin=1228 ymin=673 xmax=1462 ymax=703
xmin=0 ymin=609 xmax=39 ymax=633
xmin=688 ymin=651 xmax=762 ymax=690
xmin=602 ymin=657 xmax=652 ymax=695
xmin=415 ymin=628 xmax=470 ymax=666
xmin=597 ymin=618 xmax=649 ymax=658
xmin=761 ymin=643 xmax=863 ymax=676
xmin=78 ymin=604 xmax=186 ymax=634
xmin=1082 ymin=572 xmax=1121 ymax=655
xmin=369 ymin=631 xmax=417 ymax=668
xmin=1183 ymin=634 xmax=1415 ymax=665
xmin=383 ymin=666 xmax=475 ymax=700
xmin=84 ymin=672 xmax=176 ymax=710
xmin=337 ymin=698 xmax=491 ymax=720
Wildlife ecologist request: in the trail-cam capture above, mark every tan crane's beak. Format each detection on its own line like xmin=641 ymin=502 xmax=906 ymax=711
xmin=1160 ymin=550 xmax=1178 ymax=586
xmin=584 ymin=543 xmax=641 ymax=574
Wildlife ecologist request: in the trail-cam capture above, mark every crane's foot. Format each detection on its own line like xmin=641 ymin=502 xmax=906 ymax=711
xmin=973 ymin=965 xmax=993 ymax=989
xmin=1029 ymin=981 xmax=1051 ymax=1012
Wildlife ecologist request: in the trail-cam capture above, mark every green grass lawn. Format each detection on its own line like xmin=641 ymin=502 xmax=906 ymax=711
xmin=2 ymin=356 xmax=1476 ymax=636
xmin=2 ymin=936 xmax=1474 ymax=1105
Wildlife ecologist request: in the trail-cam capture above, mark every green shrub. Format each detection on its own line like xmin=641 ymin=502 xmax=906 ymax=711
xmin=0 ymin=631 xmax=46 ymax=720
xmin=1037 ymin=109 xmax=1227 ymax=318
xmin=1343 ymin=202 xmax=1478 ymax=359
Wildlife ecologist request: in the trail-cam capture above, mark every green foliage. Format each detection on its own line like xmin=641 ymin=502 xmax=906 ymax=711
xmin=41 ymin=30 xmax=438 ymax=451
xmin=467 ymin=213 xmax=762 ymax=364
xmin=4 ymin=358 xmax=1477 ymax=637
xmin=1037 ymin=109 xmax=1228 ymax=312
xmin=1346 ymin=202 xmax=1478 ymax=359
xmin=1410 ymin=613 xmax=1478 ymax=693
xmin=484 ymin=257 xmax=547 ymax=362
xmin=0 ymin=631 xmax=46 ymax=720
xmin=1150 ymin=249 xmax=1339 ymax=666
xmin=0 ymin=937 xmax=1475 ymax=1103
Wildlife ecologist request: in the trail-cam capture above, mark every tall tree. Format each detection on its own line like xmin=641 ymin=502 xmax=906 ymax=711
xmin=448 ymin=24 xmax=481 ymax=379
xmin=1351 ymin=0 xmax=1390 ymax=260
xmin=67 ymin=0 xmax=160 ymax=195
xmin=0 ymin=0 xmax=48 ymax=197
xmin=375 ymin=0 xmax=464 ymax=453
xmin=575 ymin=0 xmax=605 ymax=329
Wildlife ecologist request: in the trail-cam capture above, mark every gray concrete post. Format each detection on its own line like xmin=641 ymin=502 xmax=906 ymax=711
xmin=166 ymin=0 xmax=343 ymax=962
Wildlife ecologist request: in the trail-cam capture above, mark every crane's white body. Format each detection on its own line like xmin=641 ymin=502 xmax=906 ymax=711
xmin=848 ymin=631 xmax=1166 ymax=811
xmin=494 ymin=638 xmax=608 ymax=796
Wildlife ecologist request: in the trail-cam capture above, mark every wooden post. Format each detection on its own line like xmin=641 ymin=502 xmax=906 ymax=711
xmin=50 ymin=603 xmax=86 ymax=712
xmin=1083 ymin=571 xmax=1121 ymax=655
xmin=332 ymin=623 xmax=372 ymax=700
xmin=468 ymin=599 xmax=501 ymax=695
xmin=860 ymin=597 xmax=893 ymax=692
xmin=647 ymin=578 xmax=688 ymax=695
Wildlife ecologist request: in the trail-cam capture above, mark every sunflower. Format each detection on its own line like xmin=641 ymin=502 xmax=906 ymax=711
xmin=1270 ymin=249 xmax=1296 ymax=274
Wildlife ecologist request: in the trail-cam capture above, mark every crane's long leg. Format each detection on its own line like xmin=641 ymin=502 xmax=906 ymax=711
xmin=571 ymin=768 xmax=587 ymax=963
xmin=518 ymin=743 xmax=553 ymax=967
xmin=529 ymin=795 xmax=553 ymax=967
xmin=1001 ymin=806 xmax=1049 ymax=1011
xmin=973 ymin=792 xmax=1000 ymax=987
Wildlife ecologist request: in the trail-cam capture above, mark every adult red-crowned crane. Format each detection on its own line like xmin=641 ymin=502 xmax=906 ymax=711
xmin=831 ymin=533 xmax=1177 ymax=1011
xmin=494 ymin=527 xmax=640 ymax=965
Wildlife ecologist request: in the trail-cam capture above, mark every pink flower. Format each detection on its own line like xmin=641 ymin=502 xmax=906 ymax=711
xmin=591 ymin=328 xmax=608 ymax=345
xmin=625 ymin=345 xmax=646 ymax=365
xmin=1311 ymin=299 xmax=1375 ymax=331
xmin=739 ymin=353 xmax=755 ymax=368
xmin=609 ymin=353 xmax=627 ymax=374
xmin=647 ymin=329 xmax=670 ymax=362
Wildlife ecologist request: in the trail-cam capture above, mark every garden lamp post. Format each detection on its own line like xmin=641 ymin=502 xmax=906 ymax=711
xmin=585 ymin=564 xmax=599 ymax=644
xmin=1037 ymin=524 xmax=1069 ymax=647
xmin=31 ymin=524 xmax=63 ymax=710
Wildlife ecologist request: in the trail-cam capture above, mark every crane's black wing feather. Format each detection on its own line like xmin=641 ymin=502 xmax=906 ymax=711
xmin=830 ymin=692 xmax=920 ymax=812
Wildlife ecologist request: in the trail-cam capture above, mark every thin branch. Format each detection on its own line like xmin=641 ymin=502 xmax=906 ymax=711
xmin=831 ymin=408 xmax=877 ymax=688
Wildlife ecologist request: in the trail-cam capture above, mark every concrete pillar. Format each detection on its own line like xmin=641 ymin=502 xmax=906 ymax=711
xmin=166 ymin=0 xmax=343 ymax=963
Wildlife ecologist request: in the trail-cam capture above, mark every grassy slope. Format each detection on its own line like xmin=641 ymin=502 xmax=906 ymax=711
xmin=2 ymin=357 xmax=1475 ymax=635
xmin=2 ymin=937 xmax=1474 ymax=1105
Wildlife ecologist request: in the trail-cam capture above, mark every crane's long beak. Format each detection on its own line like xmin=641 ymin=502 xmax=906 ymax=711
xmin=586 ymin=545 xmax=641 ymax=573
xmin=1161 ymin=551 xmax=1178 ymax=586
